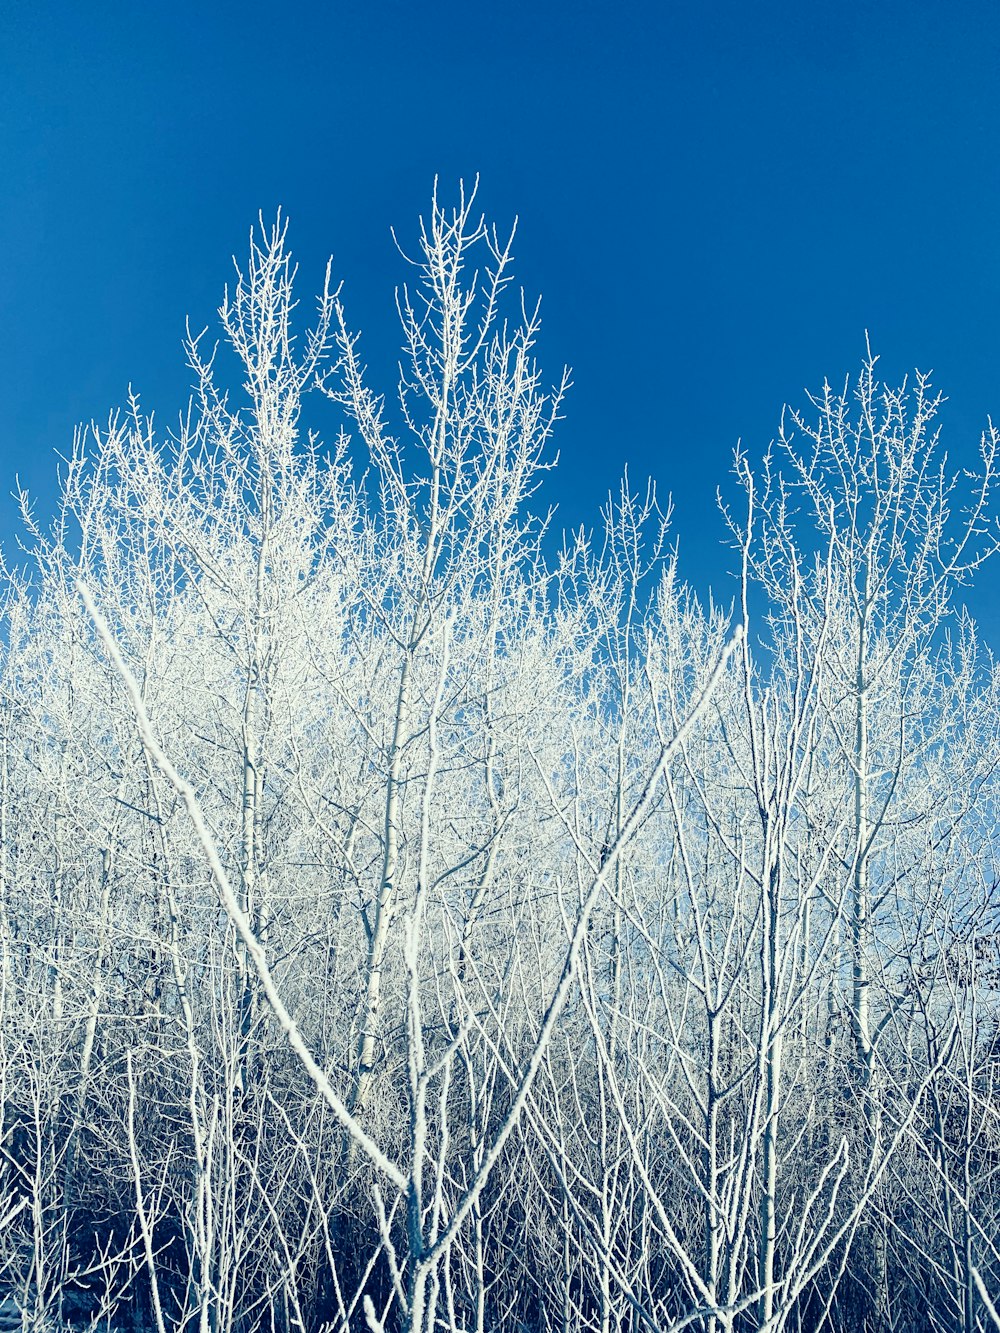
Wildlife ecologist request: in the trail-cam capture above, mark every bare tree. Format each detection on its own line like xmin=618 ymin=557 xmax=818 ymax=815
xmin=0 ymin=198 xmax=998 ymax=1333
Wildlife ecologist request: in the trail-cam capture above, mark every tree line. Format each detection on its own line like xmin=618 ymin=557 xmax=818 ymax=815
xmin=1 ymin=187 xmax=999 ymax=1333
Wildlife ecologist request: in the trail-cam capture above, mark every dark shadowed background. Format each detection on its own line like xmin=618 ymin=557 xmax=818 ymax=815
xmin=3 ymin=0 xmax=999 ymax=639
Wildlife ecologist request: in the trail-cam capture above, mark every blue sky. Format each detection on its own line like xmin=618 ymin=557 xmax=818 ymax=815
xmin=3 ymin=0 xmax=999 ymax=639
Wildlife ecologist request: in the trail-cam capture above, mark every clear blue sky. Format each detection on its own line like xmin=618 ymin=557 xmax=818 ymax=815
xmin=3 ymin=0 xmax=999 ymax=639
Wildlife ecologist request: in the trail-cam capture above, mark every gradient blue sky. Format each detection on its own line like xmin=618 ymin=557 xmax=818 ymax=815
xmin=3 ymin=0 xmax=999 ymax=639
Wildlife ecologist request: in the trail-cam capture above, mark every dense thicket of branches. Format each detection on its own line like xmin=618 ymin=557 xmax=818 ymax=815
xmin=1 ymin=192 xmax=999 ymax=1333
